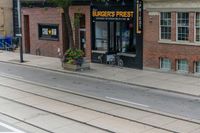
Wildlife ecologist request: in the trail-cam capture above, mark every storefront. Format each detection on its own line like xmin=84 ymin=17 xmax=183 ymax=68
xmin=91 ymin=0 xmax=143 ymax=69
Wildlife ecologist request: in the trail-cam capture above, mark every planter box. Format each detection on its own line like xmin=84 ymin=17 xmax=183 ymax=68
xmin=63 ymin=60 xmax=90 ymax=71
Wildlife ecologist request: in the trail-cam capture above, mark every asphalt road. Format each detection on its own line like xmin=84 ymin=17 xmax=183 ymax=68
xmin=0 ymin=121 xmax=26 ymax=133
xmin=0 ymin=62 xmax=200 ymax=120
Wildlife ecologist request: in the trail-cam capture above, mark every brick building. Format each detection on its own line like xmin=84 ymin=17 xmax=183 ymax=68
xmin=20 ymin=0 xmax=91 ymax=58
xmin=19 ymin=0 xmax=143 ymax=69
xmin=143 ymin=0 xmax=200 ymax=74
xmin=0 ymin=0 xmax=13 ymax=36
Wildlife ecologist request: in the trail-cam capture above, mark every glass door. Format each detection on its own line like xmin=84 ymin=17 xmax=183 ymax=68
xmin=79 ymin=28 xmax=86 ymax=55
xmin=116 ymin=22 xmax=122 ymax=52
xmin=109 ymin=22 xmax=115 ymax=52
xmin=95 ymin=21 xmax=108 ymax=51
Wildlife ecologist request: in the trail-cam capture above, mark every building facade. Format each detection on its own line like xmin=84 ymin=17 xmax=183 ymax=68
xmin=19 ymin=0 xmax=143 ymax=69
xmin=0 ymin=0 xmax=13 ymax=36
xmin=143 ymin=0 xmax=200 ymax=74
xmin=20 ymin=0 xmax=91 ymax=58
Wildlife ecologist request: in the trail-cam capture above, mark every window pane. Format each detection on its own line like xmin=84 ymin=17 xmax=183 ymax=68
xmin=196 ymin=13 xmax=200 ymax=42
xmin=95 ymin=22 xmax=108 ymax=51
xmin=160 ymin=12 xmax=171 ymax=40
xmin=196 ymin=61 xmax=200 ymax=73
xmin=177 ymin=12 xmax=189 ymax=41
xmin=160 ymin=58 xmax=171 ymax=70
xmin=177 ymin=59 xmax=188 ymax=72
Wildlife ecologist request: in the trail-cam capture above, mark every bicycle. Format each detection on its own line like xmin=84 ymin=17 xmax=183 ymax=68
xmin=97 ymin=54 xmax=103 ymax=64
xmin=108 ymin=54 xmax=124 ymax=68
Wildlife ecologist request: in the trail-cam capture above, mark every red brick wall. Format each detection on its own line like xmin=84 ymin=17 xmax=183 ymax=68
xmin=143 ymin=10 xmax=200 ymax=73
xmin=22 ymin=8 xmax=64 ymax=57
xmin=69 ymin=6 xmax=91 ymax=60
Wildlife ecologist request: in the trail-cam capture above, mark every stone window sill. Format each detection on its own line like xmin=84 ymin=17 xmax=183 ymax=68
xmin=158 ymin=40 xmax=200 ymax=46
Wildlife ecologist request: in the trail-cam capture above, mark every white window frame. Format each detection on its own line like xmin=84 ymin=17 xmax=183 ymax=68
xmin=194 ymin=61 xmax=200 ymax=74
xmin=159 ymin=12 xmax=172 ymax=40
xmin=195 ymin=12 xmax=200 ymax=43
xmin=176 ymin=59 xmax=189 ymax=73
xmin=160 ymin=58 xmax=171 ymax=71
xmin=176 ymin=12 xmax=189 ymax=42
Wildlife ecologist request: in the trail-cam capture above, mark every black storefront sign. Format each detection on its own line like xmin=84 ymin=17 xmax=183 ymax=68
xmin=38 ymin=24 xmax=59 ymax=41
xmin=91 ymin=0 xmax=143 ymax=69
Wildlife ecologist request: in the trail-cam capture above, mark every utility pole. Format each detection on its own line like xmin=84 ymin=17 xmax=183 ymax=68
xmin=17 ymin=0 xmax=24 ymax=63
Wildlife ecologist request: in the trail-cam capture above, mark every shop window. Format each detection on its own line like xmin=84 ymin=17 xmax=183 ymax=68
xmin=194 ymin=61 xmax=200 ymax=73
xmin=38 ymin=24 xmax=59 ymax=41
xmin=176 ymin=59 xmax=188 ymax=73
xmin=160 ymin=58 xmax=171 ymax=71
xmin=177 ymin=12 xmax=189 ymax=41
xmin=160 ymin=12 xmax=171 ymax=40
xmin=95 ymin=21 xmax=108 ymax=51
xmin=196 ymin=13 xmax=200 ymax=42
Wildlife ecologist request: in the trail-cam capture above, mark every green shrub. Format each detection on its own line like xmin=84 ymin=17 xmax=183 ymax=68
xmin=64 ymin=48 xmax=84 ymax=65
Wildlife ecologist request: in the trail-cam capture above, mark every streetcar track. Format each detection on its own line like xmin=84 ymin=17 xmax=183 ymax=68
xmin=0 ymin=73 xmax=199 ymax=126
xmin=0 ymin=112 xmax=54 ymax=133
xmin=0 ymin=96 xmax=114 ymax=133
xmin=0 ymin=75 xmax=199 ymax=132
xmin=0 ymin=83 xmax=178 ymax=133
xmin=0 ymin=86 xmax=193 ymax=132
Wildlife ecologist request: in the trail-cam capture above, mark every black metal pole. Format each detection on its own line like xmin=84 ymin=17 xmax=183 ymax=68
xmin=17 ymin=0 xmax=24 ymax=63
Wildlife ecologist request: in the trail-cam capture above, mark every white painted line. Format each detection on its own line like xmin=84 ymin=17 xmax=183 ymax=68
xmin=106 ymin=96 xmax=149 ymax=108
xmin=0 ymin=122 xmax=26 ymax=133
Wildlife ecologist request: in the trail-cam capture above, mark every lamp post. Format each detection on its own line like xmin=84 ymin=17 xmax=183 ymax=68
xmin=17 ymin=0 xmax=24 ymax=63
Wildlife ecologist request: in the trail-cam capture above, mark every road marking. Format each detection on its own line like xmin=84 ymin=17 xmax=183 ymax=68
xmin=106 ymin=96 xmax=149 ymax=108
xmin=0 ymin=73 xmax=24 ymax=80
xmin=0 ymin=121 xmax=26 ymax=133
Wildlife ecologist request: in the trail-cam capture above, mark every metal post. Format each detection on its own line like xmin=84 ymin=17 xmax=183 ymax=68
xmin=17 ymin=0 xmax=24 ymax=63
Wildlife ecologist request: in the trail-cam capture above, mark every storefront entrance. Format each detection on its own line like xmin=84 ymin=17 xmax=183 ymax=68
xmin=79 ymin=28 xmax=86 ymax=55
xmin=95 ymin=21 xmax=135 ymax=53
xmin=91 ymin=0 xmax=143 ymax=69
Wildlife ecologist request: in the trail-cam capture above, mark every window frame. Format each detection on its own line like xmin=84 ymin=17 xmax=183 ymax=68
xmin=195 ymin=12 xmax=200 ymax=43
xmin=176 ymin=59 xmax=189 ymax=73
xmin=194 ymin=61 xmax=200 ymax=74
xmin=159 ymin=12 xmax=172 ymax=40
xmin=176 ymin=12 xmax=189 ymax=42
xmin=160 ymin=57 xmax=171 ymax=71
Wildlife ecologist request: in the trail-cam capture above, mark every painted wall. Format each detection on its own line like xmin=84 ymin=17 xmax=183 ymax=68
xmin=0 ymin=0 xmax=13 ymax=36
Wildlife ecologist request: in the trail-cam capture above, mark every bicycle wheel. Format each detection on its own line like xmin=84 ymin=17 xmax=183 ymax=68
xmin=118 ymin=59 xmax=124 ymax=68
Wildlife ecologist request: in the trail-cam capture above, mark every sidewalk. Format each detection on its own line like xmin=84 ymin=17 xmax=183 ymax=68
xmin=0 ymin=51 xmax=200 ymax=97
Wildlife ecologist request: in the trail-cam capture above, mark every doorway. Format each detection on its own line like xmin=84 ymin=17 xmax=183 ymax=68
xmin=79 ymin=28 xmax=86 ymax=55
xmin=108 ymin=21 xmax=134 ymax=54
xmin=24 ymin=15 xmax=30 ymax=53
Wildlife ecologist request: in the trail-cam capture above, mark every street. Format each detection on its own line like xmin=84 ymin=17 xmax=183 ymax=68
xmin=0 ymin=68 xmax=200 ymax=133
xmin=0 ymin=62 xmax=199 ymax=120
xmin=0 ymin=121 xmax=26 ymax=133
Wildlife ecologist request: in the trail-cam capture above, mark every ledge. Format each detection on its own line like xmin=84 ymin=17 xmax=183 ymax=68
xmin=92 ymin=50 xmax=107 ymax=54
xmin=158 ymin=40 xmax=200 ymax=47
xmin=117 ymin=53 xmax=136 ymax=57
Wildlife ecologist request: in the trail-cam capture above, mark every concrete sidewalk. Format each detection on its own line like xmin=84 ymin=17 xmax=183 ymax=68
xmin=0 ymin=51 xmax=200 ymax=97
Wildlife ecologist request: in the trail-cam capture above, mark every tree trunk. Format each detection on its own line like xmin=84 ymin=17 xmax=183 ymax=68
xmin=63 ymin=7 xmax=74 ymax=49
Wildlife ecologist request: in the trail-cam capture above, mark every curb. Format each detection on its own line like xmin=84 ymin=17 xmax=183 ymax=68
xmin=0 ymin=60 xmax=199 ymax=98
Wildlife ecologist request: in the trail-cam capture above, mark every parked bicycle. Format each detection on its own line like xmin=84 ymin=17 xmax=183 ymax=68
xmin=97 ymin=54 xmax=103 ymax=64
xmin=108 ymin=54 xmax=124 ymax=68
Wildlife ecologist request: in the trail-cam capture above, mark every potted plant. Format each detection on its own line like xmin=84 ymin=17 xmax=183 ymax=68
xmin=62 ymin=48 xmax=90 ymax=71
